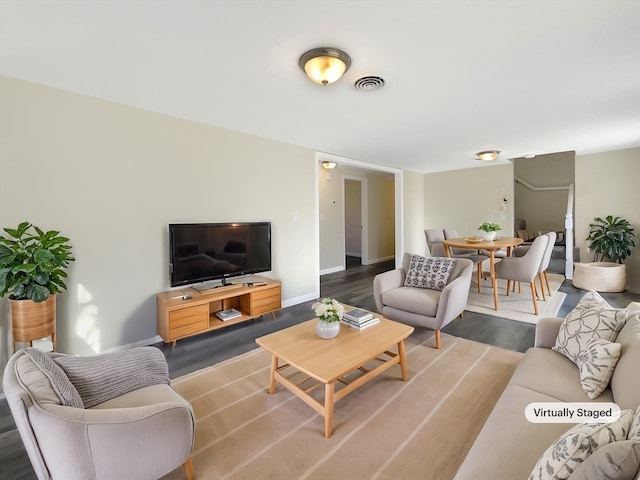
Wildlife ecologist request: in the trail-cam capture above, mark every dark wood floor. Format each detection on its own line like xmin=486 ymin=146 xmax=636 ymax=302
xmin=1 ymin=257 xmax=638 ymax=480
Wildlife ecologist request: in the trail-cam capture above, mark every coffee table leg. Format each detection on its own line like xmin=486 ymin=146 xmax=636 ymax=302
xmin=398 ymin=340 xmax=408 ymax=381
xmin=268 ymin=354 xmax=278 ymax=394
xmin=324 ymin=383 xmax=335 ymax=438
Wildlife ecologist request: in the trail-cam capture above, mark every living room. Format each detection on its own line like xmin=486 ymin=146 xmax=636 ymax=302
xmin=1 ymin=2 xmax=640 ymax=478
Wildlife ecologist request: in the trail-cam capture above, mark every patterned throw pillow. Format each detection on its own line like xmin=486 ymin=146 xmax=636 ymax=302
xmin=552 ymin=291 xmax=627 ymax=364
xmin=629 ymin=405 xmax=640 ymax=441
xmin=404 ymin=255 xmax=456 ymax=291
xmin=576 ymin=338 xmax=621 ymax=399
xmin=568 ymin=441 xmax=640 ymax=480
xmin=528 ymin=409 xmax=634 ymax=480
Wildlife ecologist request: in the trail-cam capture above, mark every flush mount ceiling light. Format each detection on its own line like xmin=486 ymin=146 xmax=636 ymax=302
xmin=299 ymin=47 xmax=351 ymax=86
xmin=322 ymin=161 xmax=337 ymax=169
xmin=475 ymin=150 xmax=501 ymax=162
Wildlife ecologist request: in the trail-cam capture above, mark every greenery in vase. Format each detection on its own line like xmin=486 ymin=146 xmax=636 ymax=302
xmin=478 ymin=222 xmax=502 ymax=233
xmin=0 ymin=221 xmax=75 ymax=302
xmin=312 ymin=298 xmax=344 ymax=322
xmin=586 ymin=215 xmax=635 ymax=264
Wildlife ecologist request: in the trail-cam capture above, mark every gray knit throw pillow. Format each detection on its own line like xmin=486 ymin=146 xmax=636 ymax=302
xmin=53 ymin=346 xmax=170 ymax=408
xmin=22 ymin=348 xmax=84 ymax=408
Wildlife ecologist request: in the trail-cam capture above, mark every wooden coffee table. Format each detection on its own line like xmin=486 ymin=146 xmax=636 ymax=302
xmin=255 ymin=313 xmax=414 ymax=438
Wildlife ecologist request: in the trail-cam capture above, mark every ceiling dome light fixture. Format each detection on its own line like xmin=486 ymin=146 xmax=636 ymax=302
xmin=322 ymin=161 xmax=337 ymax=170
xmin=299 ymin=47 xmax=351 ymax=86
xmin=475 ymin=150 xmax=501 ymax=162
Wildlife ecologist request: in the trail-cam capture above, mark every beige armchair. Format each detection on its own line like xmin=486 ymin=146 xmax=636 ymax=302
xmin=373 ymin=253 xmax=473 ymax=348
xmin=2 ymin=346 xmax=195 ymax=480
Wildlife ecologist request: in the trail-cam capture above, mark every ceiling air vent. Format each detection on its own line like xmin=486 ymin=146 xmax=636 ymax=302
xmin=354 ymin=76 xmax=385 ymax=91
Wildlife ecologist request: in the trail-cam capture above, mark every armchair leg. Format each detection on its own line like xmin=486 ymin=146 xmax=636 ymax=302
xmin=183 ymin=455 xmax=195 ymax=480
xmin=434 ymin=330 xmax=441 ymax=349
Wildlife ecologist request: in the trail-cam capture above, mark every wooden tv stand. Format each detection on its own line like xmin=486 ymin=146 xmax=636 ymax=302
xmin=156 ymin=276 xmax=281 ymax=349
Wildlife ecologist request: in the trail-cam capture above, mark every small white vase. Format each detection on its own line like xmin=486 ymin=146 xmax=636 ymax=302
xmin=316 ymin=319 xmax=340 ymax=339
xmin=478 ymin=230 xmax=497 ymax=241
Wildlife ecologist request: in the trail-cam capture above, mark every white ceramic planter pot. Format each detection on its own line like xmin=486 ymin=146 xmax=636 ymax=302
xmin=316 ymin=319 xmax=340 ymax=339
xmin=478 ymin=231 xmax=497 ymax=241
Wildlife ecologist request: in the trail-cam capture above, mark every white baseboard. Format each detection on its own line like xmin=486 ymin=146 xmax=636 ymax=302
xmin=103 ymin=335 xmax=164 ymax=353
xmin=320 ymin=265 xmax=344 ymax=275
xmin=282 ymin=292 xmax=318 ymax=308
xmin=363 ymin=255 xmax=395 ymax=265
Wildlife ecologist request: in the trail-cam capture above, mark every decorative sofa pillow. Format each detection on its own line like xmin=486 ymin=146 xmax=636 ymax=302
xmin=22 ymin=348 xmax=84 ymax=409
xmin=552 ymin=291 xmax=627 ymax=364
xmin=53 ymin=346 xmax=170 ymax=408
xmin=528 ymin=409 xmax=634 ymax=480
xmin=567 ymin=440 xmax=640 ymax=480
xmin=629 ymin=405 xmax=640 ymax=441
xmin=404 ymin=255 xmax=456 ymax=291
xmin=576 ymin=338 xmax=622 ymax=399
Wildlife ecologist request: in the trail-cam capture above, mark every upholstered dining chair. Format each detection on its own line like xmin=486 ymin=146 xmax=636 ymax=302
xmin=3 ymin=346 xmax=195 ymax=480
xmin=425 ymin=229 xmax=488 ymax=293
xmin=373 ymin=253 xmax=473 ymax=349
xmin=512 ymin=231 xmax=557 ymax=300
xmin=494 ymin=235 xmax=549 ymax=315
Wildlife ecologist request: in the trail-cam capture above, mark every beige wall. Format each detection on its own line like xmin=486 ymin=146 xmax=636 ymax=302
xmin=402 ymin=170 xmax=427 ymax=257
xmin=423 ymin=164 xmax=515 ymax=241
xmin=514 ymin=151 xmax=575 ymax=234
xmin=575 ymin=148 xmax=640 ymax=293
xmin=0 ymin=76 xmax=318 ymax=361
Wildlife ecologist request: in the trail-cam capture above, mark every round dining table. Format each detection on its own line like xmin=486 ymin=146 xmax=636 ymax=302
xmin=442 ymin=237 xmax=524 ymax=311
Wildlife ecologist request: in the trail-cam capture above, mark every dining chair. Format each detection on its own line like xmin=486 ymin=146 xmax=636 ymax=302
xmin=494 ymin=235 xmax=549 ymax=315
xmin=512 ymin=232 xmax=557 ymax=300
xmin=425 ymin=229 xmax=488 ymax=293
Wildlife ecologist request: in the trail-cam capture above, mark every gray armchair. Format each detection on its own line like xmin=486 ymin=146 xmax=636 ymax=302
xmin=373 ymin=253 xmax=473 ymax=349
xmin=2 ymin=346 xmax=195 ymax=480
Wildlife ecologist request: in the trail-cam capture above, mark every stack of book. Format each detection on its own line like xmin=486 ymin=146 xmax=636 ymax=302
xmin=216 ymin=308 xmax=242 ymax=321
xmin=341 ymin=309 xmax=380 ymax=330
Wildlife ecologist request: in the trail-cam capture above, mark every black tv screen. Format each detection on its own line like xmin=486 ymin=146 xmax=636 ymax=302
xmin=169 ymin=222 xmax=271 ymax=287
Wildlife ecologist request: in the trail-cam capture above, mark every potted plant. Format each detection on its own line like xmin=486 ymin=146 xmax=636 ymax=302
xmin=573 ymin=215 xmax=635 ymax=292
xmin=0 ymin=221 xmax=75 ymax=351
xmin=311 ymin=298 xmax=344 ymax=339
xmin=478 ymin=222 xmax=502 ymax=241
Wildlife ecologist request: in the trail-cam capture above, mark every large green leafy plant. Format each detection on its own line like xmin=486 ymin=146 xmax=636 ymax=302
xmin=0 ymin=222 xmax=75 ymax=302
xmin=586 ymin=215 xmax=635 ymax=264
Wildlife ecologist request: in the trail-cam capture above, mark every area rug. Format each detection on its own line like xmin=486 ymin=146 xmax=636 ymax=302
xmin=465 ymin=272 xmax=566 ymax=325
xmin=161 ymin=329 xmax=522 ymax=480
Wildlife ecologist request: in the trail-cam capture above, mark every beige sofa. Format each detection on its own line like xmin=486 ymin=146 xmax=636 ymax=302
xmin=3 ymin=347 xmax=195 ymax=480
xmin=454 ymin=302 xmax=640 ymax=479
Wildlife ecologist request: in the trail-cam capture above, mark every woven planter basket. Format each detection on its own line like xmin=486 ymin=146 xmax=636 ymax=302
xmin=573 ymin=262 xmax=627 ymax=293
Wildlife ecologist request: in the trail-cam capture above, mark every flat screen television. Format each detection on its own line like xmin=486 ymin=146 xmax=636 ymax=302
xmin=169 ymin=222 xmax=271 ymax=287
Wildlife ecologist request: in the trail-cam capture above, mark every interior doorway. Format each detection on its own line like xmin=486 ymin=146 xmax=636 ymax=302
xmin=344 ymin=177 xmax=366 ymax=268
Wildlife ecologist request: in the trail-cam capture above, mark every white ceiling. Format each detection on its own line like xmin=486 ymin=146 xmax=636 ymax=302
xmin=1 ymin=1 xmax=639 ymax=173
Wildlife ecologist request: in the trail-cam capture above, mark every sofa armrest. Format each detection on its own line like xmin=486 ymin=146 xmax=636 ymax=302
xmin=373 ymin=269 xmax=404 ymax=313
xmin=534 ymin=317 xmax=564 ymax=348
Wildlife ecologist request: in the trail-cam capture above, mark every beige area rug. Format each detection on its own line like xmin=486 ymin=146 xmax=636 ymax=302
xmin=466 ymin=271 xmax=566 ymax=325
xmin=161 ymin=329 xmax=522 ymax=480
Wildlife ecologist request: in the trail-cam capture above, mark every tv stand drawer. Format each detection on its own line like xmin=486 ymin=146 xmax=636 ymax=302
xmin=168 ymin=305 xmax=208 ymax=339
